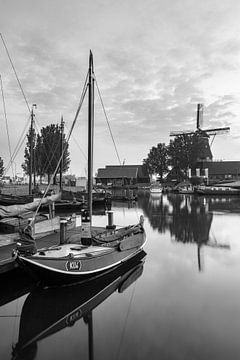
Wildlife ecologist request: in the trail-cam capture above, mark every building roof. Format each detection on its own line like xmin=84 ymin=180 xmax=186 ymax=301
xmin=97 ymin=165 xmax=144 ymax=179
xmin=198 ymin=161 xmax=240 ymax=175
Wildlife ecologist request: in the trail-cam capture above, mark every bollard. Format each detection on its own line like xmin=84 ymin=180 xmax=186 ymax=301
xmin=81 ymin=209 xmax=92 ymax=245
xmin=106 ymin=211 xmax=116 ymax=230
xmin=60 ymin=218 xmax=67 ymax=244
xmin=49 ymin=203 xmax=52 ymax=219
xmin=52 ymin=201 xmax=55 ymax=218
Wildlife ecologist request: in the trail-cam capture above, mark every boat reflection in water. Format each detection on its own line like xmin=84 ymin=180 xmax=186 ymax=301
xmin=12 ymin=250 xmax=146 ymax=360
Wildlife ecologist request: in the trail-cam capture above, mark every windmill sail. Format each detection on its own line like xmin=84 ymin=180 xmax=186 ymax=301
xmin=170 ymin=103 xmax=230 ymax=138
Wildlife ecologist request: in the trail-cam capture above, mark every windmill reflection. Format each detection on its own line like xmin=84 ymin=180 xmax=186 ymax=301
xmin=12 ymin=250 xmax=146 ymax=360
xmin=168 ymin=195 xmax=214 ymax=271
xmin=139 ymin=193 xmax=230 ymax=271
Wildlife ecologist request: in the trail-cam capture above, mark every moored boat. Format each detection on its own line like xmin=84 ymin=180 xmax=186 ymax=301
xmin=150 ymin=182 xmax=162 ymax=194
xmin=0 ymin=193 xmax=33 ymax=206
xmin=195 ymin=185 xmax=240 ymax=196
xmin=12 ymin=251 xmax=146 ymax=359
xmin=14 ymin=52 xmax=146 ymax=285
xmin=178 ymin=185 xmax=195 ymax=194
xmin=0 ymin=193 xmax=61 ymax=234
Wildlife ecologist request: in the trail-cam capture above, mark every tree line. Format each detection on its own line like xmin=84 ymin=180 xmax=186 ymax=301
xmin=0 ymin=123 xmax=207 ymax=184
xmin=143 ymin=133 xmax=207 ymax=181
xmin=22 ymin=123 xmax=70 ymax=184
xmin=0 ymin=123 xmax=70 ymax=183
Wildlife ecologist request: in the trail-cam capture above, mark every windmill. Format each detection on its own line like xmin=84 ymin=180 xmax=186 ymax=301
xmin=170 ymin=104 xmax=230 ymax=161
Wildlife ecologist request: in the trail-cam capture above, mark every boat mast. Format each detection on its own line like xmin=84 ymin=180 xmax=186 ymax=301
xmin=59 ymin=115 xmax=64 ymax=191
xmin=29 ymin=104 xmax=36 ymax=195
xmin=88 ymin=51 xmax=94 ymax=223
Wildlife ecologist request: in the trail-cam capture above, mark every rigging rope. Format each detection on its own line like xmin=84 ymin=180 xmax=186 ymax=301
xmin=30 ymin=70 xmax=89 ymax=223
xmin=95 ymin=76 xmax=122 ymax=165
xmin=0 ymin=33 xmax=31 ymax=113
xmin=4 ymin=118 xmax=29 ymax=175
xmin=65 ymin=123 xmax=87 ymax=161
xmin=0 ymin=74 xmax=14 ymax=178
xmin=0 ymin=33 xmax=35 ymax=177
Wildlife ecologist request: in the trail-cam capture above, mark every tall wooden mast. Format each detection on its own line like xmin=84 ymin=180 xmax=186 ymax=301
xmin=87 ymin=51 xmax=94 ymax=223
xmin=59 ymin=115 xmax=64 ymax=191
xmin=29 ymin=104 xmax=37 ymax=195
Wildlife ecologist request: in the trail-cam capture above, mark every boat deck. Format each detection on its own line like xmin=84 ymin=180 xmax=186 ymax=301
xmin=34 ymin=244 xmax=113 ymax=259
xmin=0 ymin=225 xmax=106 ymax=274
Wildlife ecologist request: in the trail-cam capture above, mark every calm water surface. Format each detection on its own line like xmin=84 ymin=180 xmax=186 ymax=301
xmin=1 ymin=192 xmax=240 ymax=360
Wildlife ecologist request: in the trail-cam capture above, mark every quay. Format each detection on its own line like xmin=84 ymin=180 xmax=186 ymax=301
xmin=0 ymin=231 xmax=60 ymax=274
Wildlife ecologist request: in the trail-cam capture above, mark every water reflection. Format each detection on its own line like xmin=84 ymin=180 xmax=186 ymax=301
xmin=204 ymin=195 xmax=240 ymax=213
xmin=12 ymin=251 xmax=146 ymax=360
xmin=138 ymin=193 xmax=231 ymax=271
xmin=0 ymin=268 xmax=35 ymax=307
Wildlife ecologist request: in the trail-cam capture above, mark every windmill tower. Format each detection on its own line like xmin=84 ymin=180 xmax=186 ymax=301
xmin=170 ymin=104 xmax=230 ymax=162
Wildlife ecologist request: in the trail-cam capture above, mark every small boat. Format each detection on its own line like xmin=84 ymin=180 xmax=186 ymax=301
xmin=0 ymin=193 xmax=61 ymax=234
xmin=150 ymin=182 xmax=162 ymax=194
xmin=12 ymin=251 xmax=146 ymax=360
xmin=178 ymin=185 xmax=195 ymax=194
xmin=0 ymin=193 xmax=33 ymax=206
xmin=0 ymin=211 xmax=48 ymax=233
xmin=14 ymin=52 xmax=146 ymax=285
xmin=196 ymin=185 xmax=240 ymax=196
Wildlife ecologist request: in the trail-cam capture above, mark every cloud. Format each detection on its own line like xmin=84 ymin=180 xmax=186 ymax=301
xmin=1 ymin=0 xmax=240 ymax=174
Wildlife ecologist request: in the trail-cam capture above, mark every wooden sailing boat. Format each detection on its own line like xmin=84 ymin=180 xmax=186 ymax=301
xmin=14 ymin=51 xmax=146 ymax=284
xmin=12 ymin=251 xmax=146 ymax=360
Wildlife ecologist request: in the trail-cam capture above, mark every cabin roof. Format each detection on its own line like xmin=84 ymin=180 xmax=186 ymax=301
xmin=97 ymin=165 xmax=146 ymax=179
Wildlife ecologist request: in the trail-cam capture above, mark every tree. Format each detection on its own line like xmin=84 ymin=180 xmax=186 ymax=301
xmin=167 ymin=134 xmax=201 ymax=175
xmin=143 ymin=143 xmax=168 ymax=180
xmin=22 ymin=123 xmax=71 ymax=184
xmin=0 ymin=157 xmax=4 ymax=177
xmin=37 ymin=124 xmax=70 ymax=183
xmin=22 ymin=126 xmax=36 ymax=176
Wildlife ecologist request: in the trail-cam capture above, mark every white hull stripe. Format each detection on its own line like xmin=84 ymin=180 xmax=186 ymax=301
xmin=19 ymin=243 xmax=146 ymax=275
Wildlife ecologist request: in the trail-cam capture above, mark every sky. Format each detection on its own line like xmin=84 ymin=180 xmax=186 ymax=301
xmin=0 ymin=0 xmax=240 ymax=177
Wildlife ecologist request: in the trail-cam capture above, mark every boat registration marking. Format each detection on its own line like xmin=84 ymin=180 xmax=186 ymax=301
xmin=65 ymin=260 xmax=82 ymax=271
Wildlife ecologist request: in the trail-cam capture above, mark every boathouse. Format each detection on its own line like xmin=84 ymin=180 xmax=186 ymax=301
xmin=192 ymin=161 xmax=240 ymax=183
xmin=96 ymin=165 xmax=150 ymax=186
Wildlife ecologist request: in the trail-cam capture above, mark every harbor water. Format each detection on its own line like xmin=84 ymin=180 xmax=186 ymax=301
xmin=1 ymin=192 xmax=240 ymax=359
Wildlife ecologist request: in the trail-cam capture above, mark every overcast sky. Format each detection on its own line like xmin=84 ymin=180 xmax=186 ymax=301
xmin=0 ymin=0 xmax=240 ymax=177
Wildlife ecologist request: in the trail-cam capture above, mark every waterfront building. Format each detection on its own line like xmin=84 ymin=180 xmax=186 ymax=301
xmin=96 ymin=165 xmax=150 ymax=186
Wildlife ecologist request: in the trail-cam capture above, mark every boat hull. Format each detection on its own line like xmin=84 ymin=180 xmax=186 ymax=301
xmin=17 ymin=232 xmax=146 ymax=285
xmin=13 ymin=250 xmax=146 ymax=359
xmin=196 ymin=187 xmax=240 ymax=196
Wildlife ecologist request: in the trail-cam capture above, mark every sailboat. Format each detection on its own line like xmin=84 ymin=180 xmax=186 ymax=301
xmin=14 ymin=51 xmax=146 ymax=284
xmin=0 ymin=192 xmax=61 ymax=233
xmin=12 ymin=251 xmax=146 ymax=360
